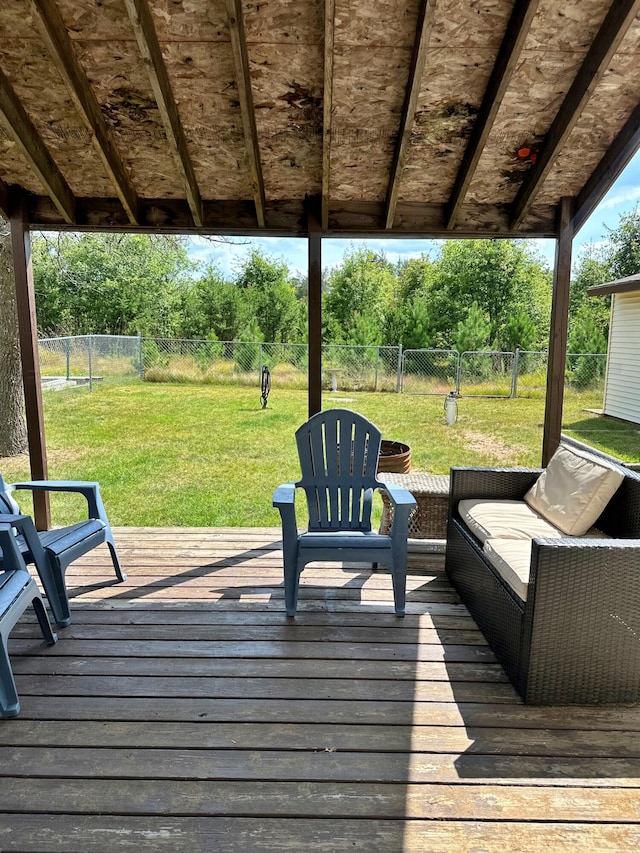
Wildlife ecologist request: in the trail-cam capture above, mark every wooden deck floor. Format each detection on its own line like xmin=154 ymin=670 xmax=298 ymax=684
xmin=2 ymin=527 xmax=640 ymax=851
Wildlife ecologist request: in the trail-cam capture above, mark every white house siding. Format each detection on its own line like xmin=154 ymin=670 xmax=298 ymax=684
xmin=603 ymin=291 xmax=640 ymax=425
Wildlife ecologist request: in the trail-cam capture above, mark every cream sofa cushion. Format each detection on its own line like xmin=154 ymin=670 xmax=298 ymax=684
xmin=483 ymin=528 xmax=610 ymax=600
xmin=525 ymin=444 xmax=624 ymax=536
xmin=483 ymin=538 xmax=533 ymax=600
xmin=458 ymin=499 xmax=562 ymax=544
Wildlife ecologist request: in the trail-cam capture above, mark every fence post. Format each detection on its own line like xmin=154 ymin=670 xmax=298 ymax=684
xmin=65 ymin=337 xmax=71 ymax=380
xmin=511 ymin=347 xmax=520 ymax=398
xmin=259 ymin=343 xmax=263 ymax=377
xmin=374 ymin=346 xmax=380 ymax=392
xmin=396 ymin=345 xmax=403 ymax=393
xmin=138 ymin=335 xmax=144 ymax=379
xmin=88 ymin=335 xmax=93 ymax=392
xmin=456 ymin=351 xmax=462 ymax=395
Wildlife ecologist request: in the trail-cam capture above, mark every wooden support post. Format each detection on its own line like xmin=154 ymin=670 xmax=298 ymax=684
xmin=10 ymin=197 xmax=50 ymax=530
xmin=307 ymin=199 xmax=322 ymax=418
xmin=542 ymin=197 xmax=574 ymax=466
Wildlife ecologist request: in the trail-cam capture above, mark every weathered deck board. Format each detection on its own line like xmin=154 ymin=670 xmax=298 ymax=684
xmin=1 ymin=527 xmax=640 ymax=852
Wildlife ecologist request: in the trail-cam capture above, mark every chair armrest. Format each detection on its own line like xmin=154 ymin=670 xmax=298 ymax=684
xmin=525 ymin=537 xmax=640 ymax=702
xmin=450 ymin=467 xmax=542 ymax=505
xmin=11 ymin=480 xmax=106 ymax=521
xmin=378 ymin=483 xmax=416 ymax=538
xmin=529 ymin=537 xmax=640 ymax=605
xmin=0 ymin=512 xmax=48 ymax=564
xmin=272 ymin=483 xmax=296 ymax=508
xmin=272 ymin=483 xmax=298 ymax=546
xmin=379 ymin=481 xmax=416 ymax=509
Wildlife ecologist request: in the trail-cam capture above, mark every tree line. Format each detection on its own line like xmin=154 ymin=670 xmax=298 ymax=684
xmin=31 ymin=211 xmax=640 ymax=354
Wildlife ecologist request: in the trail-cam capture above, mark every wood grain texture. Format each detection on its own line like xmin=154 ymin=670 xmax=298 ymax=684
xmin=2 ymin=526 xmax=640 ymax=850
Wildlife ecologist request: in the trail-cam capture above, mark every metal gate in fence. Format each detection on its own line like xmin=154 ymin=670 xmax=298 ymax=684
xmin=401 ymin=348 xmax=607 ymax=398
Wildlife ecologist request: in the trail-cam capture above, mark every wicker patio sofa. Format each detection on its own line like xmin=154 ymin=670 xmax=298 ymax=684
xmin=444 ymin=451 xmax=640 ymax=705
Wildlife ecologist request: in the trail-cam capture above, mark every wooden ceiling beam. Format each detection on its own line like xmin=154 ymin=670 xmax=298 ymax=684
xmin=30 ymin=0 xmax=140 ymax=225
xmin=321 ymin=0 xmax=336 ymax=231
xmin=226 ymin=0 xmax=267 ymax=228
xmin=0 ymin=66 xmax=75 ymax=224
xmin=510 ymin=0 xmax=640 ymax=230
xmin=573 ymin=102 xmax=640 ymax=235
xmin=25 ymin=195 xmax=558 ymax=238
xmin=123 ymin=0 xmax=203 ymax=227
xmin=445 ymin=0 xmax=540 ymax=230
xmin=384 ymin=0 xmax=436 ymax=230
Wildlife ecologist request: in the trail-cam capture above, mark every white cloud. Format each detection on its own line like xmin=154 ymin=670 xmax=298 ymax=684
xmin=596 ymin=186 xmax=640 ymax=211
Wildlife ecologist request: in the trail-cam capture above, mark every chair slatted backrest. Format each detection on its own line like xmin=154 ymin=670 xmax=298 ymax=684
xmin=295 ymin=409 xmax=382 ymax=531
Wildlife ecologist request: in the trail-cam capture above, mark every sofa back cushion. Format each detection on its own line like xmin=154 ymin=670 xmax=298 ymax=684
xmin=524 ymin=444 xmax=624 ymax=536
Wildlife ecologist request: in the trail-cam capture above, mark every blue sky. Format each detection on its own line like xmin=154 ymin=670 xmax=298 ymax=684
xmin=188 ymin=148 xmax=640 ymax=278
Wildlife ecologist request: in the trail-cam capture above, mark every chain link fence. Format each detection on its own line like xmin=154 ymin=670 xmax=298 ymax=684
xmin=39 ymin=335 xmax=142 ymax=388
xmin=142 ymin=339 xmax=401 ymax=391
xmin=37 ymin=336 xmax=608 ymax=399
xmin=400 ymin=349 xmax=458 ymax=394
xmin=400 ymin=348 xmax=607 ymax=399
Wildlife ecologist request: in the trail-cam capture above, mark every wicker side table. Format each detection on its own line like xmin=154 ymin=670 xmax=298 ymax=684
xmin=378 ymin=472 xmax=450 ymax=540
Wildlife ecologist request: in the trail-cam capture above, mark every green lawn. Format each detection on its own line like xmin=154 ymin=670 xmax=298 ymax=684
xmin=1 ymin=382 xmax=638 ymax=527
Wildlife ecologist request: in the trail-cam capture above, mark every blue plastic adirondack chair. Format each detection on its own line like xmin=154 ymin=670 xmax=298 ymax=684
xmin=273 ymin=409 xmax=416 ymax=617
xmin=0 ymin=523 xmax=57 ymax=717
xmin=0 ymin=475 xmax=126 ymax=627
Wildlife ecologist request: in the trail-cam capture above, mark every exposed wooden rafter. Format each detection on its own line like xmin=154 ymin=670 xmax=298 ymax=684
xmin=573 ymin=102 xmax=640 ymax=235
xmin=123 ymin=0 xmax=203 ymax=227
xmin=25 ymin=195 xmax=559 ymax=238
xmin=384 ymin=0 xmax=436 ymax=230
xmin=321 ymin=0 xmax=336 ymax=231
xmin=0 ymin=66 xmax=75 ymax=224
xmin=510 ymin=0 xmax=640 ymax=230
xmin=31 ymin=0 xmax=140 ymax=225
xmin=445 ymin=0 xmax=540 ymax=230
xmin=226 ymin=0 xmax=267 ymax=228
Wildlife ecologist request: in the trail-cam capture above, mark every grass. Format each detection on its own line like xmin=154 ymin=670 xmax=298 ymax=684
xmin=1 ymin=382 xmax=638 ymax=527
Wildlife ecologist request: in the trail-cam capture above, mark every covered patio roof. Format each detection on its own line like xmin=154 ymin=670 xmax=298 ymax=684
xmin=1 ymin=0 xmax=640 ymax=236
xmin=3 ymin=1 xmax=640 ymax=527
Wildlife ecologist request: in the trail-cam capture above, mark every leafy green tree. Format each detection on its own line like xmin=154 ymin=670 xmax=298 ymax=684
xmin=570 ymin=247 xmax=611 ymax=340
xmin=396 ymin=255 xmax=435 ymax=302
xmin=400 ymin=297 xmax=431 ymax=350
xmin=501 ymin=310 xmax=538 ymax=352
xmin=454 ymin=302 xmax=491 ymax=352
xmin=234 ymin=248 xmax=300 ymax=342
xmin=607 ymin=207 xmax=640 ymax=279
xmin=383 ymin=255 xmax=434 ymax=345
xmin=32 ymin=233 xmax=193 ymax=337
xmin=568 ymin=309 xmax=608 ymax=355
xmin=179 ymin=266 xmax=248 ymax=341
xmin=348 ymin=312 xmax=381 ymax=347
xmin=429 ymin=240 xmax=551 ymax=349
xmin=324 ymin=247 xmax=395 ymax=344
